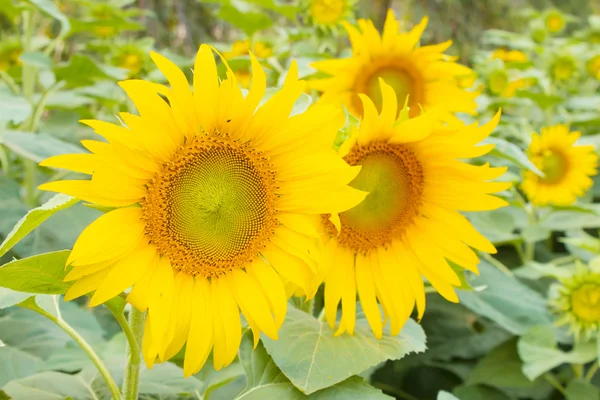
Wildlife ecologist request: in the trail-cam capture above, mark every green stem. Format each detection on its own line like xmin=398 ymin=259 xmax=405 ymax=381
xmin=572 ymin=363 xmax=584 ymax=378
xmin=122 ymin=307 xmax=145 ymax=400
xmin=543 ymin=373 xmax=566 ymax=396
xmin=29 ymin=298 xmax=121 ymax=399
xmin=523 ymin=203 xmax=538 ymax=263
xmin=21 ymin=9 xmax=38 ymax=208
xmin=480 ymin=252 xmax=514 ymax=277
xmin=585 ymin=362 xmax=598 ymax=382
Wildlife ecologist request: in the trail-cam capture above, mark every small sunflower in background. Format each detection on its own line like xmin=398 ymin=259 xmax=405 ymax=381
xmin=39 ymin=45 xmax=366 ymax=375
xmin=550 ymin=54 xmax=578 ymax=82
xmin=318 ymin=79 xmax=509 ymax=338
xmin=310 ymin=9 xmax=478 ymax=121
xmin=305 ymin=0 xmax=354 ymax=29
xmin=586 ymin=54 xmax=600 ymax=80
xmin=224 ymin=39 xmax=273 ymax=89
xmin=487 ymin=69 xmax=533 ymax=99
xmin=544 ymin=9 xmax=566 ymax=34
xmin=113 ymin=44 xmax=149 ymax=77
xmin=521 ymin=125 xmax=598 ymax=206
xmin=0 ymin=39 xmax=23 ymax=72
xmin=491 ymin=48 xmax=528 ymax=63
xmin=551 ymin=260 xmax=600 ymax=341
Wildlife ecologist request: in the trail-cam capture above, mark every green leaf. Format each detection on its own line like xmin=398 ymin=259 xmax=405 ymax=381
xmin=0 ymin=288 xmax=32 ymax=309
xmin=54 ymin=54 xmax=127 ymax=87
xmin=262 ymin=307 xmax=426 ymax=394
xmin=138 ymin=363 xmax=204 ymax=395
xmin=539 ymin=205 xmax=600 ymax=230
xmin=453 ymin=385 xmax=510 ymax=400
xmin=19 ymin=52 xmax=53 ymax=69
xmin=0 ymin=87 xmax=32 ymax=124
xmin=1 ymin=131 xmax=84 ymax=163
xmin=483 ymin=137 xmax=542 ymax=176
xmin=437 ymin=391 xmax=460 ymax=400
xmin=25 ymin=0 xmax=71 ymax=37
xmin=565 ymin=379 xmax=600 ymax=400
xmin=467 ymin=338 xmax=535 ymax=388
xmin=515 ymin=91 xmax=564 ymax=110
xmin=459 ymin=260 xmax=555 ymax=336
xmin=218 ymin=4 xmax=273 ymax=36
xmin=237 ymin=331 xmax=391 ymax=399
xmin=0 ymin=194 xmax=79 ymax=258
xmin=3 ymin=371 xmax=99 ymax=400
xmin=0 ymin=251 xmax=71 ymax=294
xmin=0 ymin=346 xmax=42 ymax=387
xmin=517 ymin=326 xmax=597 ymax=380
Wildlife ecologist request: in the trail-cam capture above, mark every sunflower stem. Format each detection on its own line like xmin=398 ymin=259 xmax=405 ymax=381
xmin=29 ymin=297 xmax=121 ymax=399
xmin=122 ymin=307 xmax=145 ymax=400
xmin=585 ymin=362 xmax=599 ymax=382
xmin=523 ymin=203 xmax=538 ymax=263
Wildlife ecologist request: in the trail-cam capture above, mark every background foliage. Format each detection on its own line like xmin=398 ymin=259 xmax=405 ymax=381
xmin=0 ymin=0 xmax=600 ymax=399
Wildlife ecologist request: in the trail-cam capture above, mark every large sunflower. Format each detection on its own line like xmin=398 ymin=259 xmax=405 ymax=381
xmin=39 ymin=45 xmax=366 ymax=375
xmin=310 ymin=9 xmax=478 ymax=119
xmin=521 ymin=125 xmax=598 ymax=206
xmin=320 ymin=80 xmax=509 ymax=338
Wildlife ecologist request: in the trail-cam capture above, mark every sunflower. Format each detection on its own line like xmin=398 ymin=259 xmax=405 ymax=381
xmin=587 ymin=54 xmax=600 ymax=80
xmin=521 ymin=125 xmax=598 ymax=206
xmin=551 ymin=260 xmax=600 ymax=340
xmin=544 ymin=9 xmax=566 ymax=34
xmin=113 ymin=44 xmax=147 ymax=77
xmin=39 ymin=45 xmax=366 ymax=375
xmin=550 ymin=54 xmax=577 ymax=82
xmin=310 ymin=9 xmax=478 ymax=120
xmin=306 ymin=0 xmax=353 ymax=28
xmin=319 ymin=80 xmax=509 ymax=338
xmin=224 ymin=40 xmax=273 ymax=89
xmin=491 ymin=49 xmax=528 ymax=63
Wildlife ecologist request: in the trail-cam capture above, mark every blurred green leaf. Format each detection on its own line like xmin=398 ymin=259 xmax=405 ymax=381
xmin=1 ymin=131 xmax=84 ymax=163
xmin=262 ymin=307 xmax=426 ymax=394
xmin=0 ymin=288 xmax=31 ymax=309
xmin=218 ymin=4 xmax=273 ymax=36
xmin=25 ymin=0 xmax=71 ymax=37
xmin=3 ymin=371 xmax=99 ymax=400
xmin=459 ymin=260 xmax=555 ymax=336
xmin=54 ymin=54 xmax=127 ymax=87
xmin=565 ymin=379 xmax=600 ymax=400
xmin=539 ymin=205 xmax=600 ymax=230
xmin=0 ymin=194 xmax=78 ymax=258
xmin=515 ymin=91 xmax=564 ymax=110
xmin=0 ymin=87 xmax=32 ymax=124
xmin=517 ymin=325 xmax=597 ymax=380
xmin=437 ymin=391 xmax=460 ymax=400
xmin=453 ymin=385 xmax=510 ymax=400
xmin=0 ymin=346 xmax=42 ymax=387
xmin=483 ymin=137 xmax=542 ymax=176
xmin=19 ymin=52 xmax=52 ymax=69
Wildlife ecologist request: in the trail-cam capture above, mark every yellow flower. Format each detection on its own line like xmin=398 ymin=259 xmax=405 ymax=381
xmin=551 ymin=260 xmax=600 ymax=340
xmin=551 ymin=55 xmax=577 ymax=81
xmin=491 ymin=49 xmax=528 ymax=63
xmin=488 ymin=70 xmax=509 ymax=96
xmin=502 ymin=78 xmax=534 ymax=98
xmin=319 ymin=80 xmax=509 ymax=338
xmin=39 ymin=45 xmax=366 ymax=375
xmin=224 ymin=40 xmax=272 ymax=59
xmin=94 ymin=25 xmax=116 ymax=38
xmin=544 ymin=9 xmax=565 ymax=33
xmin=234 ymin=69 xmax=252 ymax=89
xmin=308 ymin=0 xmax=349 ymax=27
xmin=310 ymin=9 xmax=478 ymax=120
xmin=521 ymin=125 xmax=598 ymax=206
xmin=114 ymin=46 xmax=146 ymax=77
xmin=455 ymin=72 xmax=477 ymax=89
xmin=587 ymin=54 xmax=600 ymax=80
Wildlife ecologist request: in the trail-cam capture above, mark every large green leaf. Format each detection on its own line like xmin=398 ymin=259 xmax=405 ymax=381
xmin=0 ymin=288 xmax=31 ymax=309
xmin=517 ymin=326 xmax=597 ymax=380
xmin=262 ymin=307 xmax=426 ymax=394
xmin=0 ymin=87 xmax=32 ymax=124
xmin=0 ymin=346 xmax=42 ymax=387
xmin=0 ymin=194 xmax=78 ymax=258
xmin=437 ymin=392 xmax=460 ymax=400
xmin=1 ymin=131 xmax=84 ymax=163
xmin=565 ymin=379 xmax=600 ymax=400
xmin=139 ymin=363 xmax=204 ymax=395
xmin=0 ymin=251 xmax=71 ymax=294
xmin=218 ymin=4 xmax=273 ymax=36
xmin=459 ymin=260 xmax=555 ymax=336
xmin=237 ymin=331 xmax=391 ymax=400
xmin=539 ymin=205 xmax=600 ymax=230
xmin=54 ymin=55 xmax=127 ymax=87
xmin=2 ymin=371 xmax=99 ymax=400
xmin=453 ymin=385 xmax=510 ymax=400
xmin=467 ymin=339 xmax=536 ymax=388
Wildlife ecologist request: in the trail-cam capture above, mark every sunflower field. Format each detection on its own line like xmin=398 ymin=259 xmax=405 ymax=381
xmin=1 ymin=0 xmax=600 ymax=399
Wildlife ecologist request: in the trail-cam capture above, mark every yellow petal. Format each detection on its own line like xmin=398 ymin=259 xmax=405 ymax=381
xmin=184 ymin=276 xmax=213 ymax=377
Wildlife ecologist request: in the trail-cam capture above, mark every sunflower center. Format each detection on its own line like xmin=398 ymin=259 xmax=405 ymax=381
xmin=142 ymin=136 xmax=278 ymax=278
xmin=327 ymin=142 xmax=424 ymax=253
xmin=571 ymin=283 xmax=600 ymax=323
xmin=540 ymin=150 xmax=567 ymax=183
